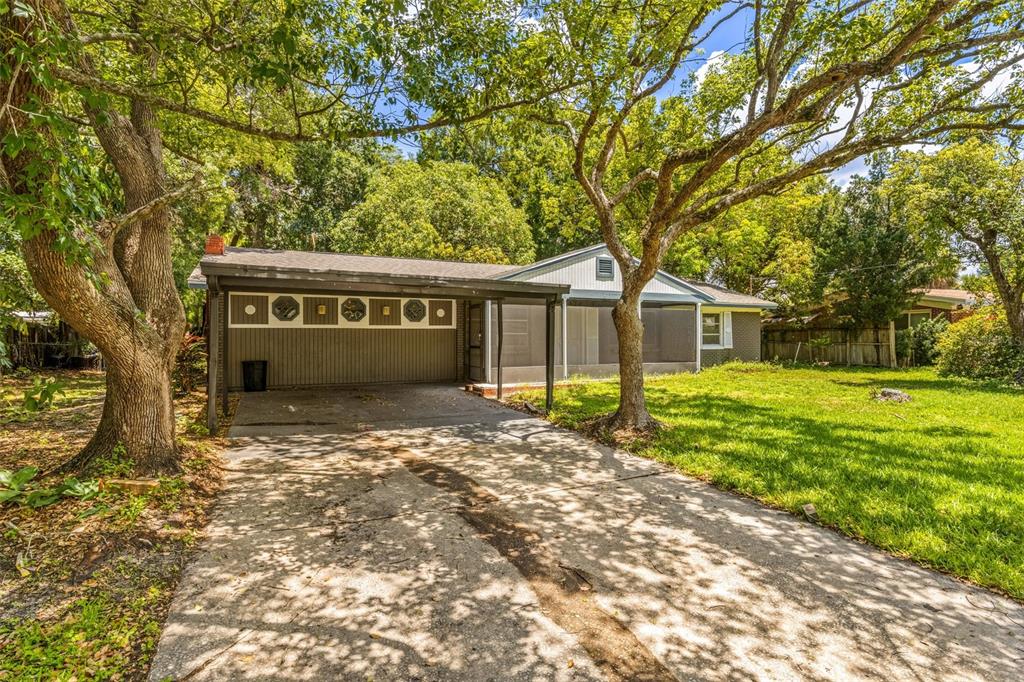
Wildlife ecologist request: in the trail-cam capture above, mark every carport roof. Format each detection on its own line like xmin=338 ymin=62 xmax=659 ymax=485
xmin=192 ymin=247 xmax=568 ymax=299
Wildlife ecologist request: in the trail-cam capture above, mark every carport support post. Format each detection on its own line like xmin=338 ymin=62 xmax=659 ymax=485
xmin=546 ymin=296 xmax=556 ymax=412
xmin=694 ymin=302 xmax=702 ymax=373
xmin=221 ymin=290 xmax=229 ymax=415
xmin=561 ymin=296 xmax=569 ymax=379
xmin=207 ymin=283 xmax=220 ymax=434
xmin=496 ymin=299 xmax=504 ymax=401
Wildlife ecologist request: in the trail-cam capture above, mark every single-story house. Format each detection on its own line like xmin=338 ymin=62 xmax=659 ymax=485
xmin=189 ymin=237 xmax=776 ymax=430
xmin=897 ymin=288 xmax=980 ymax=329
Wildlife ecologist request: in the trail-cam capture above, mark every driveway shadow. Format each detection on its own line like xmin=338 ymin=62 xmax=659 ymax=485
xmin=150 ymin=386 xmax=1024 ymax=681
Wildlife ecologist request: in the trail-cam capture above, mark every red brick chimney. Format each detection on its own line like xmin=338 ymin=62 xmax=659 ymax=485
xmin=205 ymin=234 xmax=225 ymax=256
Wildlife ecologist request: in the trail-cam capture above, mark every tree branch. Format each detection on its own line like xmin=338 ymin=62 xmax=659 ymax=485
xmin=53 ymin=66 xmax=580 ymax=143
xmin=98 ymin=173 xmax=205 ymax=243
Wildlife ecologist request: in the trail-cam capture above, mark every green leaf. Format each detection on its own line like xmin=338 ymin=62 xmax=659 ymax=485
xmin=24 ymin=488 xmax=62 ymax=508
xmin=8 ymin=466 xmax=38 ymax=489
xmin=0 ymin=489 xmax=23 ymax=503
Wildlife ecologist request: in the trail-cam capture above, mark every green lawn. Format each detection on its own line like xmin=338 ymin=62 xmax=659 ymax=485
xmin=522 ymin=364 xmax=1024 ymax=600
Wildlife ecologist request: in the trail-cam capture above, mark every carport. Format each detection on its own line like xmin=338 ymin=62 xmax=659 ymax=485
xmin=192 ymin=242 xmax=569 ymax=432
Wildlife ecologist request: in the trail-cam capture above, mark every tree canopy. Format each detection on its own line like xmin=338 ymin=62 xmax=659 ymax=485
xmin=333 ymin=161 xmax=535 ymax=264
xmin=813 ymin=172 xmax=939 ymax=326
xmin=891 ymin=139 xmax=1024 ymax=339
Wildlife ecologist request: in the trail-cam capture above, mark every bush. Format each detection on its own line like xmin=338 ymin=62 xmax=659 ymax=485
xmin=896 ymin=316 xmax=948 ymax=367
xmin=936 ymin=308 xmax=1024 ymax=383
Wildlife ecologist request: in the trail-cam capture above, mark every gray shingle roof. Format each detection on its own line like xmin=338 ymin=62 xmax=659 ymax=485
xmin=190 ymin=247 xmax=518 ymax=288
xmin=682 ymin=279 xmax=778 ymax=308
xmin=188 ymin=245 xmax=775 ymax=308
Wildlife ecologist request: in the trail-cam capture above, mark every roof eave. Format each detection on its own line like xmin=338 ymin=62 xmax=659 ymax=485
xmin=199 ymin=261 xmax=569 ymax=298
xmin=703 ymin=301 xmax=778 ymax=310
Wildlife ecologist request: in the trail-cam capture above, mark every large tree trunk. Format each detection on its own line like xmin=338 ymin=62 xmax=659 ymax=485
xmin=1004 ymin=299 xmax=1024 ymax=343
xmin=19 ymin=218 xmax=184 ymax=475
xmin=4 ymin=0 xmax=186 ymax=475
xmin=608 ymin=290 xmax=657 ymax=431
xmin=978 ymin=235 xmax=1024 ymax=342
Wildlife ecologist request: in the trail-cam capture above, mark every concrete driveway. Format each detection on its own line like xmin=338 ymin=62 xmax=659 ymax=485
xmin=150 ymin=385 xmax=1024 ymax=681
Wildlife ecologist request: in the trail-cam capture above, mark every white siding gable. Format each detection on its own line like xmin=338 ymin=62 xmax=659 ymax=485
xmin=505 ymin=246 xmax=697 ymax=297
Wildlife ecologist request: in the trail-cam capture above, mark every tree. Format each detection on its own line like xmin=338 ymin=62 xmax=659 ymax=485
xmin=420 ymin=120 xmax=601 ymax=258
xmin=665 ymin=178 xmax=825 ymax=311
xmin=892 ymin=139 xmax=1024 ymax=341
xmin=523 ymin=0 xmax=1024 ymax=430
xmin=1 ymin=0 xmax=555 ymax=473
xmin=332 ymin=161 xmax=535 ymax=264
xmin=290 ymin=142 xmax=398 ymax=250
xmin=812 ymin=174 xmax=938 ymax=326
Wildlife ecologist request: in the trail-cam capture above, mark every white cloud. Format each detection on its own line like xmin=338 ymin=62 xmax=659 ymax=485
xmin=692 ymin=50 xmax=727 ymax=89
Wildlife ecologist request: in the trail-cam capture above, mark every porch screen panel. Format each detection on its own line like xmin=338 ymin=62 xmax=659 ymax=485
xmin=499 ymin=304 xmax=547 ymax=367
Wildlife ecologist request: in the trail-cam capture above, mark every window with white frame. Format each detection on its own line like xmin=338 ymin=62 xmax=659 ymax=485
xmin=701 ymin=313 xmax=721 ymax=346
xmin=909 ymin=311 xmax=931 ymax=327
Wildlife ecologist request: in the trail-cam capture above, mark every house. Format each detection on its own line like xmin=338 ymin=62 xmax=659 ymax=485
xmin=897 ymin=288 xmax=980 ymax=329
xmin=761 ymin=287 xmax=982 ymax=367
xmin=189 ymin=237 xmax=776 ymax=430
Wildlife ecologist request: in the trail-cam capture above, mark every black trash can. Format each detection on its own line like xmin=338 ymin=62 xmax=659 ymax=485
xmin=241 ymin=360 xmax=268 ymax=392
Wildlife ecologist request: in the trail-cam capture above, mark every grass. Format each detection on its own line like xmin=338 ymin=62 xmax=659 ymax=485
xmin=1 ymin=370 xmax=234 ymax=680
xmin=517 ymin=363 xmax=1024 ymax=601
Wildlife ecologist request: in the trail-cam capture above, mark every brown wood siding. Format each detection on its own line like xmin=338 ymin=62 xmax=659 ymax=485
xmin=369 ymin=298 xmax=401 ymax=326
xmin=229 ymin=294 xmax=268 ymax=325
xmin=429 ymin=299 xmax=454 ymax=326
xmin=226 ymin=328 xmax=456 ymax=389
xmin=303 ymin=296 xmax=338 ymax=325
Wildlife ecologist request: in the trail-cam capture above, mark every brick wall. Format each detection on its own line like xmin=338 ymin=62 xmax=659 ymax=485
xmin=702 ymin=311 xmax=762 ymax=367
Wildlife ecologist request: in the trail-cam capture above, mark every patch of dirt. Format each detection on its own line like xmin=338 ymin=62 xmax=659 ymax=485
xmin=0 ymin=370 xmax=105 ymax=472
xmin=0 ymin=381 xmax=236 ymax=680
xmin=578 ymin=412 xmax=663 ymax=448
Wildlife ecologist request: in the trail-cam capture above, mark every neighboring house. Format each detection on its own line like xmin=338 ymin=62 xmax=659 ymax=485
xmin=897 ymin=288 xmax=980 ymax=329
xmin=762 ymin=287 xmax=982 ymax=368
xmin=189 ymin=238 xmax=775 ymax=429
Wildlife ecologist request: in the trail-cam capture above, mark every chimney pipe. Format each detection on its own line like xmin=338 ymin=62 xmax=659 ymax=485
xmin=205 ymin=234 xmax=225 ymax=256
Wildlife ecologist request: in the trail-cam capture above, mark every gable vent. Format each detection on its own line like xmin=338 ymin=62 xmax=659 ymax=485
xmin=596 ymin=256 xmax=615 ymax=281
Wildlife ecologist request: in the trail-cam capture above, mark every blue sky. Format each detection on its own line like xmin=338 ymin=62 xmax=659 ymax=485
xmin=392 ymin=4 xmax=876 ymax=183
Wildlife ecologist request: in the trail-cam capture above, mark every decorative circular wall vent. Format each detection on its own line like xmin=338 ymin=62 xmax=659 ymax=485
xmin=272 ymin=295 xmax=300 ymax=322
xmin=244 ymin=304 xmax=257 ymax=316
xmin=341 ymin=297 xmax=366 ymax=322
xmin=403 ymin=299 xmax=426 ymax=322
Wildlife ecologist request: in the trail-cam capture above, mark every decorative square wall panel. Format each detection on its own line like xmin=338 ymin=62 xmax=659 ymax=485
xmin=272 ymin=295 xmax=300 ymax=322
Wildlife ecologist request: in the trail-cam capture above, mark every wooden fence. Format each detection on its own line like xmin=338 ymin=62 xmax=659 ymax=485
xmin=2 ymin=321 xmax=102 ymax=370
xmin=761 ymin=323 xmax=897 ymax=368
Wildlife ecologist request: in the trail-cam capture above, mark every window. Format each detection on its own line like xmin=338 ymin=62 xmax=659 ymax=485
xmin=702 ymin=312 xmax=721 ymax=346
xmin=595 ymin=256 xmax=615 ymax=281
xmin=896 ymin=311 xmax=932 ymax=330
xmin=908 ymin=311 xmax=931 ymax=327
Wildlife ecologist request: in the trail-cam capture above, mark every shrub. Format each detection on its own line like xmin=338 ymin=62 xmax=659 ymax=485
xmin=936 ymin=308 xmax=1024 ymax=383
xmin=896 ymin=316 xmax=948 ymax=366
